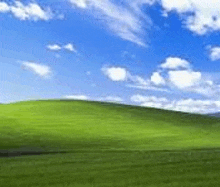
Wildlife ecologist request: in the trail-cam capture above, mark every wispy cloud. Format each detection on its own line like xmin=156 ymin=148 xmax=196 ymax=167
xmin=127 ymin=84 xmax=170 ymax=92
xmin=70 ymin=0 xmax=220 ymax=37
xmin=63 ymin=94 xmax=123 ymax=103
xmin=63 ymin=43 xmax=77 ymax=52
xmin=47 ymin=43 xmax=77 ymax=52
xmin=98 ymin=96 xmax=123 ymax=103
xmin=64 ymin=95 xmax=89 ymax=100
xmin=47 ymin=44 xmax=62 ymax=51
xmin=69 ymin=0 xmax=155 ymax=46
xmin=131 ymin=94 xmax=220 ymax=114
xmin=0 ymin=1 xmax=54 ymax=21
xmin=22 ymin=61 xmax=52 ymax=78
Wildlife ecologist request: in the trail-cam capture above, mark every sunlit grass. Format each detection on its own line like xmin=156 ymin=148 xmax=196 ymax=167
xmin=0 ymin=100 xmax=220 ymax=186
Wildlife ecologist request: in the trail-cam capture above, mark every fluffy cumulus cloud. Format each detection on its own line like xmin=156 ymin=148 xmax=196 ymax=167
xmin=103 ymin=56 xmax=220 ymax=97
xmin=0 ymin=1 xmax=54 ymax=21
xmin=0 ymin=2 xmax=10 ymax=12
xmin=22 ymin=62 xmax=52 ymax=78
xmin=209 ymin=46 xmax=220 ymax=61
xmin=150 ymin=72 xmax=166 ymax=85
xmin=158 ymin=57 xmax=220 ymax=97
xmin=166 ymin=70 xmax=220 ymax=97
xmin=69 ymin=0 xmax=156 ymax=46
xmin=131 ymin=94 xmax=220 ymax=114
xmin=102 ymin=66 xmax=169 ymax=92
xmin=102 ymin=67 xmax=128 ymax=81
xmin=168 ymin=70 xmax=202 ymax=89
xmin=64 ymin=95 xmax=89 ymax=100
xmin=160 ymin=0 xmax=193 ymax=14
xmin=160 ymin=57 xmax=190 ymax=69
xmin=47 ymin=43 xmax=77 ymax=52
xmin=100 ymin=60 xmax=166 ymax=91
xmin=160 ymin=0 xmax=220 ymax=35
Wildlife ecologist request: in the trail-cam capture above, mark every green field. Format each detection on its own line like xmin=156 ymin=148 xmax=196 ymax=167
xmin=0 ymin=100 xmax=220 ymax=186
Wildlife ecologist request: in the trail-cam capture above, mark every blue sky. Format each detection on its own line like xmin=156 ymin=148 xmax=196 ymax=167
xmin=1 ymin=0 xmax=220 ymax=114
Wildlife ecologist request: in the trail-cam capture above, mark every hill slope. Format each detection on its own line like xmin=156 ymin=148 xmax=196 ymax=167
xmin=1 ymin=100 xmax=220 ymax=187
xmin=208 ymin=112 xmax=220 ymax=118
xmin=1 ymin=100 xmax=220 ymax=153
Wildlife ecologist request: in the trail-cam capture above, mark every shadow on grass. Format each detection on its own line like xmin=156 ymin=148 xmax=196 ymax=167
xmin=1 ymin=147 xmax=220 ymax=158
xmin=0 ymin=150 xmax=70 ymax=157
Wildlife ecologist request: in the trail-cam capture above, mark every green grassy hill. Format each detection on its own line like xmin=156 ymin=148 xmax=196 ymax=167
xmin=0 ymin=100 xmax=220 ymax=186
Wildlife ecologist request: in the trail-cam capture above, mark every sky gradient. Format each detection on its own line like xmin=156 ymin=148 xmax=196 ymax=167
xmin=1 ymin=0 xmax=220 ymax=114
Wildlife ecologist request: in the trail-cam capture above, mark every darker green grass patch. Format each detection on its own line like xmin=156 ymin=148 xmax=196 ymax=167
xmin=0 ymin=149 xmax=220 ymax=187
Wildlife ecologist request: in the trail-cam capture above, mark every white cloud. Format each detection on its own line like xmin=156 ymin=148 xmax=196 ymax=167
xmin=127 ymin=84 xmax=170 ymax=92
xmin=63 ymin=43 xmax=77 ymax=52
xmin=102 ymin=67 xmax=128 ymax=81
xmin=0 ymin=2 xmax=10 ymax=12
xmin=160 ymin=57 xmax=190 ymax=69
xmin=105 ymin=96 xmax=123 ymax=102
xmin=98 ymin=96 xmax=123 ymax=103
xmin=150 ymin=72 xmax=166 ymax=85
xmin=1 ymin=1 xmax=54 ymax=21
xmin=64 ymin=94 xmax=123 ymax=103
xmin=102 ymin=54 xmax=220 ymax=98
xmin=128 ymin=75 xmax=150 ymax=86
xmin=102 ymin=56 xmax=220 ymax=97
xmin=47 ymin=44 xmax=62 ymax=51
xmin=22 ymin=62 xmax=52 ymax=78
xmin=47 ymin=43 xmax=77 ymax=52
xmin=64 ymin=95 xmax=89 ymax=100
xmin=160 ymin=0 xmax=193 ymax=14
xmin=209 ymin=46 xmax=220 ymax=61
xmin=191 ymin=82 xmax=220 ymax=98
xmin=69 ymin=0 xmax=220 ymax=42
xmin=69 ymin=0 xmax=156 ymax=46
xmin=131 ymin=94 xmax=220 ymax=114
xmin=159 ymin=57 xmax=220 ymax=97
xmin=130 ymin=0 xmax=157 ymax=10
xmin=160 ymin=0 xmax=220 ymax=35
xmin=173 ymin=99 xmax=220 ymax=114
xmin=102 ymin=66 xmax=169 ymax=92
xmin=69 ymin=0 xmax=88 ymax=8
xmin=127 ymin=73 xmax=169 ymax=91
xmin=131 ymin=94 xmax=172 ymax=110
xmin=168 ymin=70 xmax=202 ymax=89
xmin=131 ymin=94 xmax=168 ymax=103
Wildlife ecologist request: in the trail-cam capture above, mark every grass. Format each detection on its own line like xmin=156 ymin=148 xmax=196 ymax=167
xmin=0 ymin=100 xmax=220 ymax=186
